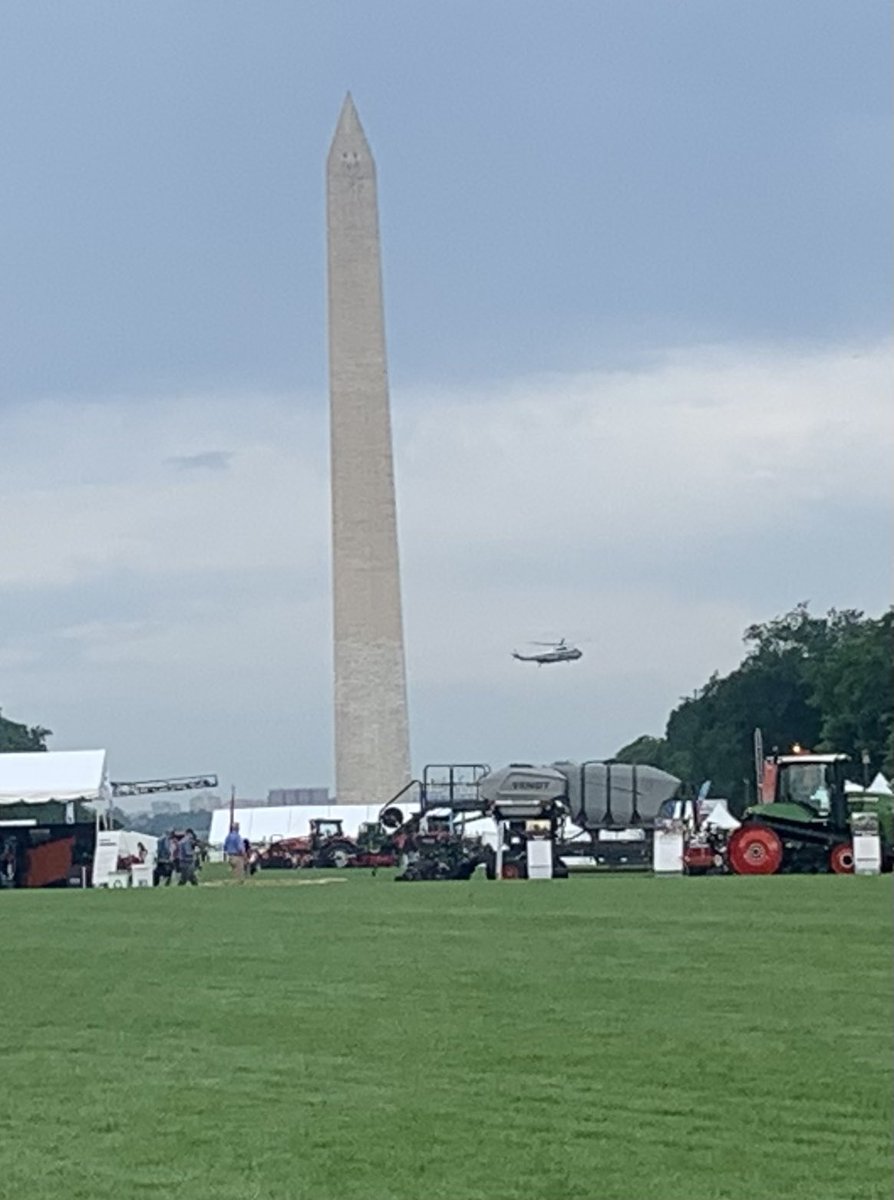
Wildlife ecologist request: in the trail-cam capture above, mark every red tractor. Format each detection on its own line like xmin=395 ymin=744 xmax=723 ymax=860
xmin=257 ymin=819 xmax=399 ymax=870
xmin=256 ymin=820 xmax=358 ymax=869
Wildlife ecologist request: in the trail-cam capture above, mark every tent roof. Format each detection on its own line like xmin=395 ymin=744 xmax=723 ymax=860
xmin=702 ymin=799 xmax=741 ymax=830
xmin=0 ymin=750 xmax=109 ymax=805
xmin=845 ymin=773 xmax=893 ymax=798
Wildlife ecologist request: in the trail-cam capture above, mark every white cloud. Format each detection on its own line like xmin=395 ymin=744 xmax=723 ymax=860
xmin=395 ymin=341 xmax=890 ymax=565
xmin=0 ymin=340 xmax=890 ymax=794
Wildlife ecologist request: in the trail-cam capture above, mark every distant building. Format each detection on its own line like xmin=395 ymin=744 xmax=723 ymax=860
xmin=266 ymin=788 xmax=330 ymax=807
xmin=151 ymin=800 xmax=178 ymax=815
xmin=189 ymin=792 xmax=220 ymax=812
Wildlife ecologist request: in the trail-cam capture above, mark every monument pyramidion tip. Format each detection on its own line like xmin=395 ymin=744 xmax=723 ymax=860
xmin=328 ymin=92 xmax=372 ymax=169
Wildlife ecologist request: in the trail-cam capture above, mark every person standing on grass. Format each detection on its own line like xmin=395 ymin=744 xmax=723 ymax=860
xmin=155 ymin=831 xmax=174 ymax=886
xmin=177 ymin=829 xmax=199 ymax=886
xmin=223 ymin=823 xmax=246 ymax=882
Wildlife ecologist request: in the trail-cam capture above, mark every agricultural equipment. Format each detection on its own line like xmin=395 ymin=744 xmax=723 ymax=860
xmin=656 ymin=793 xmax=740 ymax=875
xmin=256 ymin=819 xmax=397 ymax=870
xmin=379 ymin=766 xmax=495 ymax=881
xmin=476 ymin=764 xmax=568 ymax=878
xmin=728 ymin=750 xmax=893 ymax=875
xmin=394 ymin=826 xmax=494 ymax=881
xmin=382 ymin=760 xmax=683 ymax=879
xmin=474 ymin=760 xmax=682 ymax=872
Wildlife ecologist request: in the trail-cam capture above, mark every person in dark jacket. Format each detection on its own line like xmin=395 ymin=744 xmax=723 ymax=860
xmin=176 ymin=830 xmax=199 ymax=886
xmin=155 ymin=830 xmax=175 ymax=886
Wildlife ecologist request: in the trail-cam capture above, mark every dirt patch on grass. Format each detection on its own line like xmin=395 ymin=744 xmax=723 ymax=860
xmin=200 ymin=876 xmax=348 ymax=888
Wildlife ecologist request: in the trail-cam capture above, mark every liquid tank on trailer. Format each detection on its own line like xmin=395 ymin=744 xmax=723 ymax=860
xmin=553 ymin=761 xmax=682 ymax=870
xmin=477 ymin=760 xmax=683 ymax=872
xmin=553 ymin=761 xmax=681 ymax=828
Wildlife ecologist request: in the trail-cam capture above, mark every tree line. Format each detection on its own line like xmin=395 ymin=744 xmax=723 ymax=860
xmin=614 ymin=604 xmax=893 ymax=810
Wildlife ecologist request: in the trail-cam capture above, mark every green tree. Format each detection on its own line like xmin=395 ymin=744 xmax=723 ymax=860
xmin=613 ymin=734 xmax=668 ymax=767
xmin=0 ymin=709 xmax=52 ymax=753
xmin=807 ymin=609 xmax=893 ymax=775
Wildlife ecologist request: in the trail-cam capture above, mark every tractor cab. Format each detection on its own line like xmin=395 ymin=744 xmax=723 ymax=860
xmin=309 ymin=819 xmax=344 ymax=844
xmin=763 ymin=753 xmax=849 ymax=823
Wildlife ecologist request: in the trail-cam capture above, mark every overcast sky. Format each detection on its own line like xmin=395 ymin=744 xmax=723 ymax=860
xmin=1 ymin=1 xmax=890 ymax=802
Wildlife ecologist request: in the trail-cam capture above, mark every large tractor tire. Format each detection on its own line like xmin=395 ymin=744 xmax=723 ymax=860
xmin=321 ymin=841 xmax=357 ymax=869
xmin=829 ymin=842 xmax=855 ymax=874
xmin=728 ymin=824 xmax=783 ymax=875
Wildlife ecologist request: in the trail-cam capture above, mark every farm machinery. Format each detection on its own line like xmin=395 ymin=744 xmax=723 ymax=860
xmin=249 ymin=748 xmax=890 ymax=880
xmin=256 ymin=819 xmax=397 ymax=870
xmin=381 ymin=760 xmax=684 ymax=880
xmin=384 ymin=768 xmax=499 ymax=881
xmin=727 ymin=749 xmax=893 ymax=875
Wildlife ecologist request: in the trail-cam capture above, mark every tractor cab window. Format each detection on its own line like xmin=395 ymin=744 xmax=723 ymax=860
xmin=780 ymin=763 xmax=830 ymax=814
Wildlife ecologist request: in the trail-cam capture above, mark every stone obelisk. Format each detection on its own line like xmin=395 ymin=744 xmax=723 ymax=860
xmin=326 ymin=95 xmax=411 ymax=806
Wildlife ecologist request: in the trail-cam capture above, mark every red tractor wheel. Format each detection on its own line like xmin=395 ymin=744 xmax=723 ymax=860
xmin=829 ymin=842 xmax=854 ymax=874
xmin=728 ymin=824 xmax=783 ymax=875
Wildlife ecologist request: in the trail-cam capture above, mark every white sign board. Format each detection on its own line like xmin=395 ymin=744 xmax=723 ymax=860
xmin=853 ymin=833 xmax=881 ymax=875
xmin=526 ymin=838 xmax=553 ymax=880
xmin=92 ymin=831 xmax=157 ymax=887
xmin=92 ymin=832 xmax=123 ymax=888
xmin=653 ymin=824 xmax=684 ymax=874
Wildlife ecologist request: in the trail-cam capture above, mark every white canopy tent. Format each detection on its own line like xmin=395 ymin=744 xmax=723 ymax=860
xmin=845 ymin=773 xmax=893 ymax=797
xmin=0 ymin=750 xmax=110 ymax=806
xmin=867 ymin=772 xmax=892 ymax=796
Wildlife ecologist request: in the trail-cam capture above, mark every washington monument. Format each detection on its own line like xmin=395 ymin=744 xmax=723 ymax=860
xmin=326 ymin=95 xmax=411 ymax=806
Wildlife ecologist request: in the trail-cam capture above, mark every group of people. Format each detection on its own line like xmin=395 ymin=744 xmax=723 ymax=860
xmin=155 ymin=828 xmax=206 ymax=886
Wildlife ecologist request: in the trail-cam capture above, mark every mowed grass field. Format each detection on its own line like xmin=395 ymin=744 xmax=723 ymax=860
xmin=0 ymin=872 xmax=890 ymax=1200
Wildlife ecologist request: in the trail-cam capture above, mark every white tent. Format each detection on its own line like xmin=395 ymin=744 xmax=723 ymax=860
xmin=846 ymin=773 xmax=893 ymax=798
xmin=700 ymin=799 xmax=741 ymax=831
xmin=0 ymin=750 xmax=110 ymax=806
xmin=660 ymin=797 xmax=740 ymax=831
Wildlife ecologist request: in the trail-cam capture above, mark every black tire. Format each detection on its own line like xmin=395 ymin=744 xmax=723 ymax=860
xmin=321 ymin=841 xmax=356 ymax=869
xmin=484 ymin=849 xmax=497 ymax=881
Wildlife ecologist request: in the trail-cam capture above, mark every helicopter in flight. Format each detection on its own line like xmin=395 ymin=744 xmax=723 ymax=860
xmin=512 ymin=639 xmax=583 ymax=666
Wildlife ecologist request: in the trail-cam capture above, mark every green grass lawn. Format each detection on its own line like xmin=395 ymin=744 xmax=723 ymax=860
xmin=0 ymin=872 xmax=890 ymax=1200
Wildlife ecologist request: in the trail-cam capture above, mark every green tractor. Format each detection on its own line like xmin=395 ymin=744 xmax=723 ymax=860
xmin=728 ymin=751 xmax=893 ymax=875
